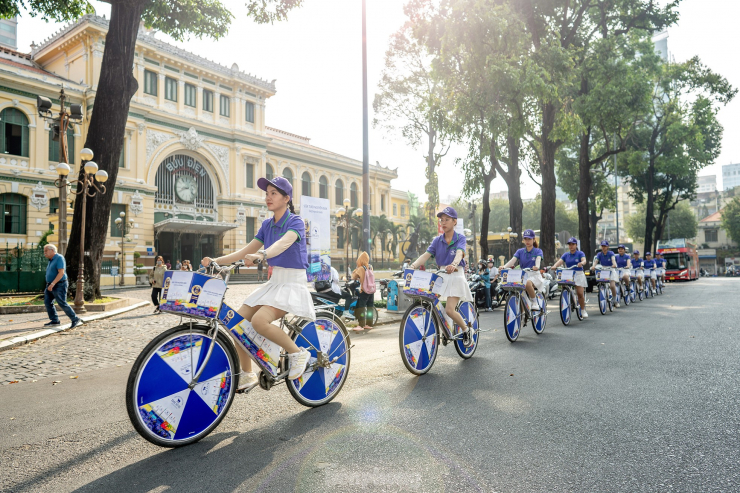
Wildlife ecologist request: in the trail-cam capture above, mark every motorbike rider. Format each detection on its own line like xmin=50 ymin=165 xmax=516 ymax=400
xmin=488 ymin=259 xmax=500 ymax=307
xmin=592 ymin=240 xmax=620 ymax=307
xmin=551 ymin=237 xmax=589 ymax=318
xmin=478 ymin=260 xmax=492 ymax=311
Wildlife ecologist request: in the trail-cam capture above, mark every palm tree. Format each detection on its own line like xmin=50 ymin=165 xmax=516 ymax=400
xmin=387 ymin=222 xmax=406 ymax=265
xmin=370 ymin=215 xmax=391 ymax=267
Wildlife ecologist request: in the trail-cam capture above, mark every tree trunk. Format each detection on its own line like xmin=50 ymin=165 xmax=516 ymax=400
xmin=577 ymin=127 xmax=593 ymax=258
xmin=539 ymin=103 xmax=559 ymax=265
xmin=589 ymin=195 xmax=599 ymax=259
xmin=643 ymin=157 xmax=656 ymax=255
xmin=424 ymin=121 xmax=438 ymax=223
xmin=65 ymin=1 xmax=145 ymax=297
xmin=479 ymin=175 xmax=492 ymax=261
xmin=504 ymin=136 xmax=523 ymax=238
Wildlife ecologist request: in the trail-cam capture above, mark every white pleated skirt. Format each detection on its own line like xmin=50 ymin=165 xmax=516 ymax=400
xmin=527 ymin=270 xmax=545 ymax=292
xmin=244 ymin=267 xmax=316 ymax=320
xmin=574 ymin=271 xmax=588 ymax=288
xmin=437 ymin=267 xmax=473 ymax=303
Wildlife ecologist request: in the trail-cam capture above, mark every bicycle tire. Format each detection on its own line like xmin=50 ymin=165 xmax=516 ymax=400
xmin=623 ymin=284 xmax=631 ymax=306
xmin=399 ymin=301 xmax=439 ymax=375
xmin=598 ymin=285 xmax=608 ymax=315
xmin=532 ymin=292 xmax=547 ymax=334
xmin=287 ymin=312 xmax=351 ymax=407
xmin=504 ymin=292 xmax=522 ymax=342
xmin=126 ymin=324 xmax=238 ymax=448
xmin=454 ymin=301 xmax=479 ymax=359
xmin=559 ymin=289 xmax=571 ymax=326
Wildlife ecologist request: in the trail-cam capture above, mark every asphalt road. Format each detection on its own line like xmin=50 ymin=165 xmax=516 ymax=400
xmin=1 ymin=278 xmax=739 ymax=492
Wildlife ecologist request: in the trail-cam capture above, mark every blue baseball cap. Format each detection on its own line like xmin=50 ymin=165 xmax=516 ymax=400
xmin=567 ymin=237 xmax=578 ymax=244
xmin=436 ymin=206 xmax=458 ymax=219
xmin=618 ymin=244 xmax=626 ymax=249
xmin=523 ymin=229 xmax=535 ymax=239
xmin=600 ymin=240 xmax=609 ymax=247
xmin=633 ymin=250 xmax=640 ymax=255
xmin=645 ymin=251 xmax=652 ymax=256
xmin=257 ymin=176 xmax=293 ymax=199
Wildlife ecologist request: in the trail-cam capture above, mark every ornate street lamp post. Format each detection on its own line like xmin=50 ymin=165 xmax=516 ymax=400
xmin=54 ymin=148 xmax=108 ymax=313
xmin=37 ymin=87 xmax=84 ymax=256
xmin=507 ymin=226 xmax=518 ymax=259
xmin=114 ymin=211 xmax=134 ymax=286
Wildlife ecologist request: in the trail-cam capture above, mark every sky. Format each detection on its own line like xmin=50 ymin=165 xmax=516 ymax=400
xmin=15 ymin=0 xmax=740 ymax=202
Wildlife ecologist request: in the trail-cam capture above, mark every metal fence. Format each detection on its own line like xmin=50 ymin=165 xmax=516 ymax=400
xmin=0 ymin=243 xmax=48 ymax=293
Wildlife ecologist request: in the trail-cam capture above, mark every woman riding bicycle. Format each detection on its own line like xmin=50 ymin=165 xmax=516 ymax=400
xmin=592 ymin=240 xmax=620 ymax=307
xmin=201 ymin=176 xmax=312 ymax=391
xmin=502 ymin=229 xmax=544 ymax=312
xmin=643 ymin=252 xmax=658 ymax=290
xmin=632 ymin=250 xmax=644 ymax=290
xmin=409 ymin=206 xmax=474 ymax=344
xmin=654 ymin=252 xmax=666 ymax=287
xmin=615 ymin=244 xmax=633 ymax=293
xmin=550 ymin=237 xmax=588 ymax=318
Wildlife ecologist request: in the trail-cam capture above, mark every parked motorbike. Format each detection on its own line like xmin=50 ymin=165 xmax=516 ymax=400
xmin=379 ymin=270 xmax=404 ymax=300
xmin=311 ymin=280 xmax=379 ymax=325
xmin=468 ymin=274 xmax=489 ymax=310
xmin=541 ymin=269 xmax=559 ymax=299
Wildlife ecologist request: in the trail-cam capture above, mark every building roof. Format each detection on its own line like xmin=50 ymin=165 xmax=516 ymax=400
xmin=31 ymin=14 xmax=275 ymax=93
xmin=0 ymin=45 xmax=65 ymax=80
xmin=700 ymin=210 xmax=723 ymax=223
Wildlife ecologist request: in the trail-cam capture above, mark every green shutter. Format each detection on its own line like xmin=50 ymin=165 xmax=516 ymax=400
xmin=247 ymin=217 xmax=255 ymax=242
xmin=246 ymin=163 xmax=254 ymax=188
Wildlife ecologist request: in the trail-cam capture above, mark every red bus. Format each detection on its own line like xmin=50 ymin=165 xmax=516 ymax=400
xmin=656 ymin=238 xmax=699 ymax=281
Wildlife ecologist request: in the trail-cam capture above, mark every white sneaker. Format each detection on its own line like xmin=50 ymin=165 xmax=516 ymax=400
xmin=582 ymin=310 xmax=589 ymax=319
xmin=529 ymin=298 xmax=541 ymax=311
xmin=288 ymin=348 xmax=311 ymax=380
xmin=614 ymin=302 xmax=620 ymax=308
xmin=237 ymin=372 xmax=258 ymax=392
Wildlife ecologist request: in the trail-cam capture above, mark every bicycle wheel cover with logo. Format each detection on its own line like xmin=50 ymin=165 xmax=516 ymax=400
xmin=630 ymin=281 xmax=637 ymax=303
xmin=598 ymin=286 xmax=608 ymax=315
xmin=399 ymin=302 xmax=439 ymax=375
xmin=126 ymin=324 xmax=238 ymax=448
xmin=532 ymin=292 xmax=547 ymax=334
xmin=288 ymin=313 xmax=350 ymax=407
xmin=505 ymin=294 xmax=522 ymax=342
xmin=454 ymin=301 xmax=479 ymax=359
xmin=559 ymin=289 xmax=571 ymax=326
xmin=623 ymin=285 xmax=631 ymax=306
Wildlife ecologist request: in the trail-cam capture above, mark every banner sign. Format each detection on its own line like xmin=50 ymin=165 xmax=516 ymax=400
xmin=301 ymin=195 xmax=331 ymax=282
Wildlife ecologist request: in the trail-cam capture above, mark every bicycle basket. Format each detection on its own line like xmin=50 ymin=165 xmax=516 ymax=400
xmin=596 ymin=270 xmax=612 ymax=282
xmin=501 ymin=268 xmax=527 ymax=290
xmin=556 ymin=269 xmax=576 ymax=285
xmin=402 ymin=268 xmax=444 ymax=299
xmin=160 ymin=271 xmax=228 ymax=321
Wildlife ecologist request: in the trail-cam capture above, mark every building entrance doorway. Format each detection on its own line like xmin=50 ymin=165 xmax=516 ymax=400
xmin=156 ymin=232 xmax=216 ymax=268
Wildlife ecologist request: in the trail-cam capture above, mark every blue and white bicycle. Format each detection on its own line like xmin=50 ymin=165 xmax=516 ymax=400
xmin=398 ymin=269 xmax=480 ymax=375
xmin=555 ymin=266 xmax=583 ymax=326
xmin=126 ymin=261 xmax=352 ymax=447
xmin=501 ymin=268 xmax=547 ymax=342
xmin=595 ymin=267 xmax=615 ymax=315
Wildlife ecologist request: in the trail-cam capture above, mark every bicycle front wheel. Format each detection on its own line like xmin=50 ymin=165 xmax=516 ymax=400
xmin=559 ymin=289 xmax=571 ymax=326
xmin=598 ymin=286 xmax=608 ymax=315
xmin=399 ymin=302 xmax=439 ymax=375
xmin=532 ymin=292 xmax=547 ymax=334
xmin=126 ymin=324 xmax=238 ymax=448
xmin=288 ymin=312 xmax=351 ymax=407
xmin=504 ymin=293 xmax=522 ymax=342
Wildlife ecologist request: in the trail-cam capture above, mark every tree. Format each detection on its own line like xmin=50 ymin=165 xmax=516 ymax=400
xmin=721 ymin=197 xmax=740 ymax=245
xmin=374 ymin=22 xmax=450 ymax=224
xmin=522 ymin=197 xmax=578 ymax=237
xmin=7 ymin=0 xmax=303 ymax=297
xmin=626 ymin=201 xmax=697 ymax=243
xmin=621 ymin=56 xmax=735 ymax=254
xmin=420 ymin=0 xmax=530 ymax=259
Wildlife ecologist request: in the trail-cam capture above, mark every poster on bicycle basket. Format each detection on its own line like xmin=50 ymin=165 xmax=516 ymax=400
xmin=300 ymin=195 xmax=331 ymax=282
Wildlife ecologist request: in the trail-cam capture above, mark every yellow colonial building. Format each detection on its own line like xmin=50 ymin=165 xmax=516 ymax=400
xmin=0 ymin=14 xmax=411 ymax=284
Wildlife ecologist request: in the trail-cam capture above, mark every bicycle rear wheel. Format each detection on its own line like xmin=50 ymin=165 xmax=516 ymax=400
xmin=288 ymin=312 xmax=351 ymax=407
xmin=399 ymin=302 xmax=439 ymax=375
xmin=454 ymin=301 xmax=479 ymax=359
xmin=126 ymin=324 xmax=238 ymax=448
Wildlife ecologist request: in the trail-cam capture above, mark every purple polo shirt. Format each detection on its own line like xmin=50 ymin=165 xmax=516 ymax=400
xmin=514 ymin=247 xmax=543 ymax=269
xmin=426 ymin=232 xmax=467 ymax=268
xmin=255 ymin=211 xmax=309 ymax=269
xmin=560 ymin=250 xmax=585 ymax=268
xmin=596 ymin=250 xmax=616 ymax=266
xmin=615 ymin=253 xmax=631 ymax=268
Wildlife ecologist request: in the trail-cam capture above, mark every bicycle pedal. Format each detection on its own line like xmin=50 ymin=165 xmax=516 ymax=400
xmin=235 ymin=383 xmax=259 ymax=394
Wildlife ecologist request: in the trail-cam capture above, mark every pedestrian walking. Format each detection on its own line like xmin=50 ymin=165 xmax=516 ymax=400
xmin=165 ymin=259 xmax=171 ymax=269
xmin=351 ymin=252 xmax=376 ymax=331
xmin=257 ymin=257 xmax=264 ymax=281
xmin=149 ymin=256 xmax=167 ymax=314
xmin=175 ymin=259 xmax=182 ymax=270
xmin=43 ymin=244 xmax=82 ymax=328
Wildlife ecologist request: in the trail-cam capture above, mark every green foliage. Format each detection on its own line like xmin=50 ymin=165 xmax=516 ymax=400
xmin=37 ymin=229 xmax=54 ymax=249
xmin=0 ymin=0 xmax=93 ymax=22
xmin=522 ymin=198 xmax=578 ymax=236
xmin=245 ymin=0 xmax=304 ymax=24
xmin=721 ymin=197 xmax=740 ymax=244
xmin=626 ymin=202 xmax=698 ymax=242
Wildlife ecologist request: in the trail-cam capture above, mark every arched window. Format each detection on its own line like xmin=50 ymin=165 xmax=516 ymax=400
xmin=265 ymin=163 xmax=274 ymax=181
xmin=282 ymin=167 xmax=293 ymax=188
xmin=335 ymin=179 xmax=344 ymax=205
xmin=319 ymin=176 xmax=328 ymax=199
xmin=48 ymin=125 xmax=75 ymax=163
xmin=301 ymin=171 xmax=312 ymax=197
xmin=1 ymin=193 xmax=27 ymax=234
xmin=350 ymin=182 xmax=358 ymax=208
xmin=0 ymin=108 xmax=29 ymax=157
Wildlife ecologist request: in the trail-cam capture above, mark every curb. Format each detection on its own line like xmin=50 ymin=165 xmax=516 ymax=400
xmin=0 ymin=300 xmax=151 ymax=352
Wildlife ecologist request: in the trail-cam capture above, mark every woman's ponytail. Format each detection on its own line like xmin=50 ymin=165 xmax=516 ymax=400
xmin=533 ymin=239 xmax=539 ymax=248
xmin=287 ymin=199 xmax=296 ymax=214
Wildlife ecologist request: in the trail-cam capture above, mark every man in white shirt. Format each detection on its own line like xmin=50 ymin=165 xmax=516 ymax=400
xmin=330 ymin=266 xmax=341 ymax=295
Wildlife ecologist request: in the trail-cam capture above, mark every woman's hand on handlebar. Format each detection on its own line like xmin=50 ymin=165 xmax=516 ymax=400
xmin=243 ymin=253 xmax=261 ymax=267
xmin=201 ymin=257 xmax=213 ymax=267
xmin=445 ymin=264 xmax=457 ymax=274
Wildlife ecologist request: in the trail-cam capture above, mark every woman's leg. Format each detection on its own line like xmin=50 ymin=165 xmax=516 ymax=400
xmin=364 ymin=292 xmax=375 ymax=328
xmin=576 ymin=286 xmax=586 ymax=309
xmin=151 ymin=288 xmax=161 ymax=307
xmin=525 ymin=280 xmax=536 ymax=300
xmin=485 ymin=284 xmax=492 ymax=309
xmin=243 ymin=304 xmax=301 ymax=354
xmin=445 ymin=296 xmax=468 ymax=330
